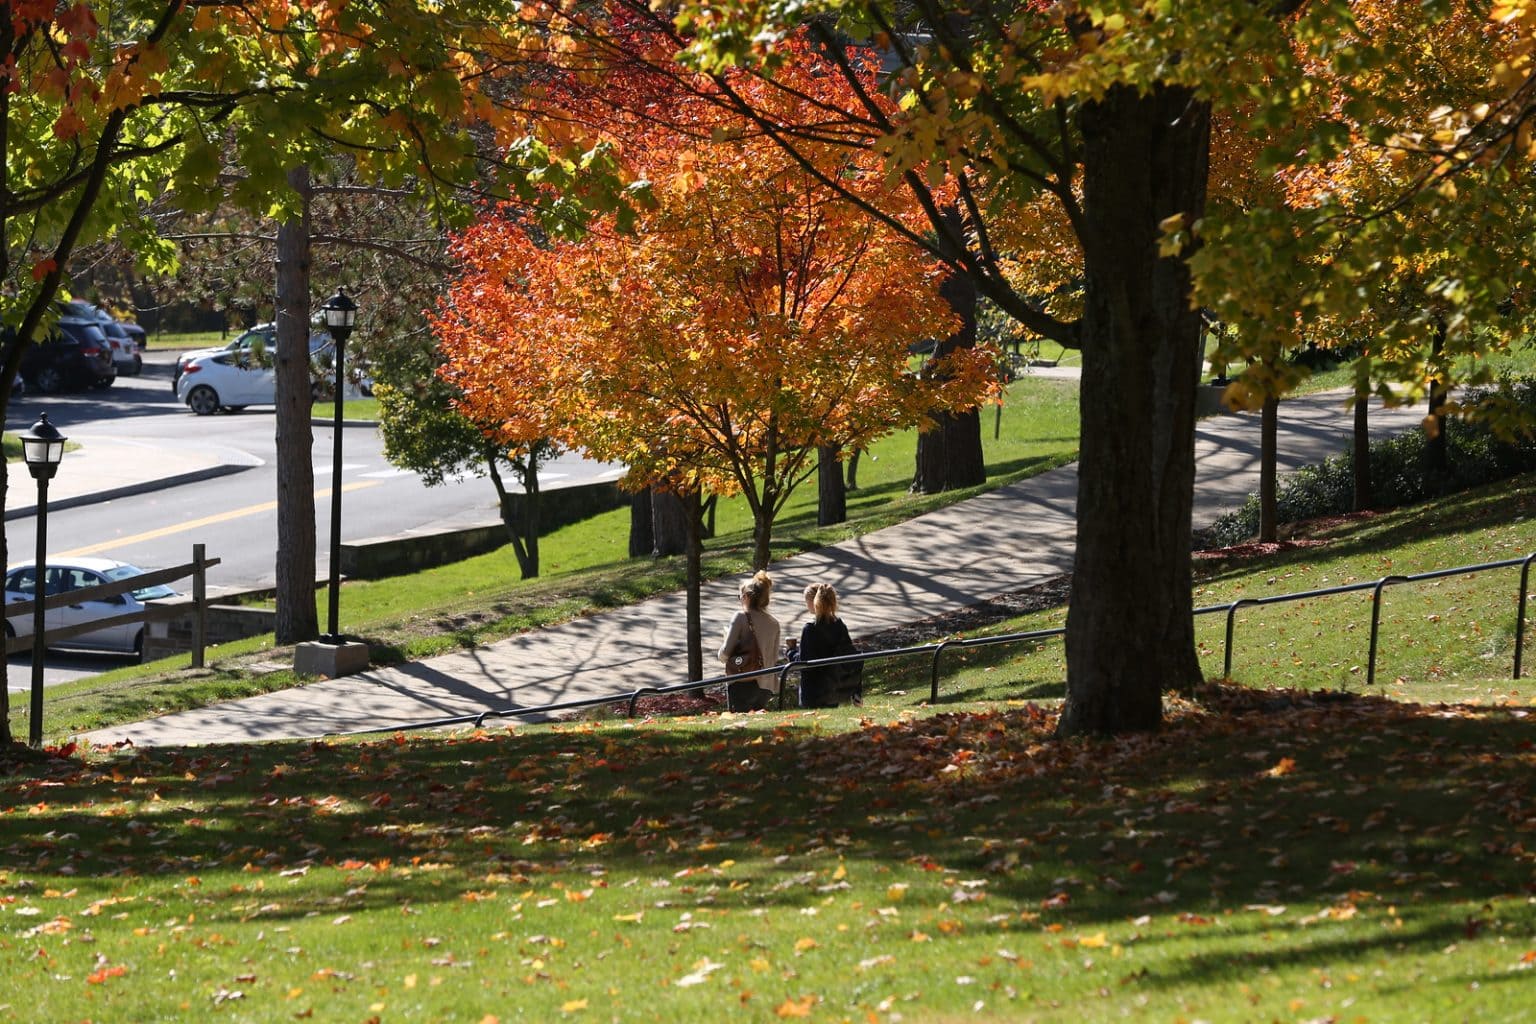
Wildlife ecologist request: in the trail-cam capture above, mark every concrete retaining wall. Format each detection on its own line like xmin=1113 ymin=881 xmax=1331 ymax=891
xmin=143 ymin=482 xmax=630 ymax=657
xmin=339 ymin=480 xmax=629 ymax=579
xmin=143 ymin=598 xmax=277 ymax=662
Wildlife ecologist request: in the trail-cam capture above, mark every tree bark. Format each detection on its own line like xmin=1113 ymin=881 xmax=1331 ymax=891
xmin=488 ymin=455 xmax=540 ymax=579
xmin=913 ymin=209 xmax=985 ymax=493
xmin=845 ymin=450 xmax=861 ymax=491
xmin=1425 ymin=317 xmax=1450 ymax=493
xmin=629 ymin=489 xmax=654 ymax=558
xmin=273 ymin=166 xmax=319 ymax=644
xmin=1352 ymin=392 xmax=1373 ymax=512
xmin=685 ymin=490 xmax=703 ymax=681
xmin=1057 ymin=83 xmax=1208 ymax=737
xmin=651 ymin=490 xmax=690 ymax=556
xmin=818 ymin=444 xmax=847 ymax=526
xmin=1259 ymin=394 xmax=1279 ymax=543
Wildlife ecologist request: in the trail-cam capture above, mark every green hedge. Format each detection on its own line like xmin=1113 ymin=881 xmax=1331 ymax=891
xmin=1202 ymin=376 xmax=1536 ymax=547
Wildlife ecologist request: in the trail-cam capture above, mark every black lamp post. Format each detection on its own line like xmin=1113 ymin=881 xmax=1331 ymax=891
xmin=20 ymin=413 xmax=65 ymax=747
xmin=319 ymin=287 xmax=357 ymax=643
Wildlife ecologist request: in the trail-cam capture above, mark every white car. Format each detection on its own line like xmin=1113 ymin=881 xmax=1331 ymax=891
xmin=176 ymin=334 xmax=366 ymax=415
xmin=172 ymin=323 xmax=330 ymax=394
xmin=4 ymin=558 xmax=177 ymax=658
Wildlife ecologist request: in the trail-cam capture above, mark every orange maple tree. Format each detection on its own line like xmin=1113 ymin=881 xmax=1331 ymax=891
xmin=437 ymin=45 xmax=998 ymax=571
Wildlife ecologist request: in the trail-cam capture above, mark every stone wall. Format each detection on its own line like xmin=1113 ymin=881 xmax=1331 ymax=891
xmin=143 ymin=597 xmax=277 ymax=662
xmin=339 ymin=480 xmax=629 ymax=580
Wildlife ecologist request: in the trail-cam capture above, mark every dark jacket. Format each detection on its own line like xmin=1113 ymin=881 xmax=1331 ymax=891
xmin=797 ymin=616 xmax=855 ymax=708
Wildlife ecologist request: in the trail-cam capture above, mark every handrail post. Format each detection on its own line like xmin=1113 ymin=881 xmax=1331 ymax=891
xmin=1223 ymin=600 xmax=1253 ymax=679
xmin=931 ymin=640 xmax=954 ymax=703
xmin=1367 ymin=576 xmax=1405 ymax=687
xmin=1516 ymin=554 xmax=1535 ymax=679
xmin=192 ymin=543 xmax=207 ymax=669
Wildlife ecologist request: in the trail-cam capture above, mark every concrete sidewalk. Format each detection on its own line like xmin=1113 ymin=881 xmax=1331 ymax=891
xmin=76 ymin=387 xmax=1424 ymax=748
xmin=4 ymin=433 xmax=263 ymax=521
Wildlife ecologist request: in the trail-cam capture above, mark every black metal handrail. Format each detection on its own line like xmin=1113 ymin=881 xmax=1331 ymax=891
xmin=345 ymin=550 xmax=1536 ymax=738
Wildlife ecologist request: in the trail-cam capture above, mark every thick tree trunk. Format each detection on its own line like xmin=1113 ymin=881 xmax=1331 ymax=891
xmin=818 ymin=444 xmax=847 ymax=526
xmin=1352 ymin=393 xmax=1372 ymax=512
xmin=273 ymin=167 xmax=319 ymax=644
xmin=651 ymin=490 xmax=690 ymax=556
xmin=1057 ymin=84 xmax=1208 ymax=737
xmin=1259 ymin=394 xmax=1279 ymax=543
xmin=629 ymin=489 xmax=654 ymax=557
xmin=913 ymin=210 xmax=985 ymax=493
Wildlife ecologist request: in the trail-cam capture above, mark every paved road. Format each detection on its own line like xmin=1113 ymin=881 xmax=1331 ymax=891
xmin=77 ymin=383 xmax=1426 ymax=748
xmin=5 ymin=351 xmax=623 ymax=591
xmin=3 ymin=350 xmax=620 ymax=690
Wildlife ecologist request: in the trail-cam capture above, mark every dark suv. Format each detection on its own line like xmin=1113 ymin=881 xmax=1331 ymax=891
xmin=20 ymin=318 xmax=117 ymax=393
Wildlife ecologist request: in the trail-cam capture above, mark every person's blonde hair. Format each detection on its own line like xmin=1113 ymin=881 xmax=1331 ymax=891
xmin=741 ymin=570 xmax=773 ymax=609
xmin=804 ymin=582 xmax=838 ymax=622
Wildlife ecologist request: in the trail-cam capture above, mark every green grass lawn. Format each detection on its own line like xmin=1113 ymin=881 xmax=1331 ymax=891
xmin=19 ymin=376 xmax=1081 ymax=738
xmin=5 ymin=386 xmax=1536 ymax=1022
xmin=3 ymin=664 xmax=1531 ymax=1021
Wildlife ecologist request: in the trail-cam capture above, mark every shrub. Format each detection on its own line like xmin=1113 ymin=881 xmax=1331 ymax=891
xmin=1202 ymin=376 xmax=1536 ymax=547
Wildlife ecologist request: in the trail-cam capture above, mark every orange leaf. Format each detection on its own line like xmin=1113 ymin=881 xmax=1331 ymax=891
xmin=775 ymin=996 xmax=815 ymax=1017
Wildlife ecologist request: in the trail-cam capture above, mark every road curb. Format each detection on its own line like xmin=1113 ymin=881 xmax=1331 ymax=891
xmin=3 ymin=462 xmax=261 ymax=522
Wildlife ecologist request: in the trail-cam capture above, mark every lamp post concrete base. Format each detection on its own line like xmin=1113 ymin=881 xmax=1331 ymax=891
xmin=295 ymin=640 xmax=370 ymax=679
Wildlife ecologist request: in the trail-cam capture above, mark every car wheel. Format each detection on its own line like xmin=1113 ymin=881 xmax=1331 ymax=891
xmin=92 ymin=375 xmax=114 ymax=389
xmin=128 ymin=354 xmax=143 ymax=376
xmin=33 ymin=366 xmax=64 ymax=394
xmin=132 ymin=630 xmax=144 ymax=661
xmin=187 ymin=384 xmax=221 ymax=416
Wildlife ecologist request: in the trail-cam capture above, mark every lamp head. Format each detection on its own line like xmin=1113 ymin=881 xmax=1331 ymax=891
xmin=20 ymin=413 xmax=66 ymax=482
xmin=320 ymin=287 xmax=358 ymax=343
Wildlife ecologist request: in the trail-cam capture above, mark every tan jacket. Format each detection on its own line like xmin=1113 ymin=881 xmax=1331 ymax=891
xmin=717 ymin=608 xmax=783 ymax=691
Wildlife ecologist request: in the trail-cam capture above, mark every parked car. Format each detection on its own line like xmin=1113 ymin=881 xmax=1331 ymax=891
xmin=4 ymin=558 xmax=177 ymax=658
xmin=95 ymin=315 xmax=143 ymax=376
xmin=57 ymin=298 xmax=148 ymax=353
xmin=177 ymin=332 xmax=364 ymax=415
xmin=19 ymin=318 xmax=117 ymax=393
xmin=116 ymin=319 xmax=148 ymax=350
xmin=172 ymin=323 xmax=332 ymax=394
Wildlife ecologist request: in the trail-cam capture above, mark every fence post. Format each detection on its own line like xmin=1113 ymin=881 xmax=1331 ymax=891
xmin=192 ymin=543 xmax=207 ymax=669
xmin=931 ymin=640 xmax=957 ymax=703
xmin=1223 ymin=600 xmax=1254 ymax=679
xmin=1516 ymin=554 xmax=1535 ymax=679
xmin=1366 ymin=576 xmax=1405 ymax=687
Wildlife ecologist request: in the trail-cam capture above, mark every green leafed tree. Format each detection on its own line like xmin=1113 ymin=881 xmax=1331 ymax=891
xmin=494 ymin=0 xmax=1536 ymax=736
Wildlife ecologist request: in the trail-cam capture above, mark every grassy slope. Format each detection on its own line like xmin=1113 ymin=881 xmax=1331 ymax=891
xmin=3 ymin=373 xmax=1534 ymax=1022
xmin=20 ymin=376 xmax=1080 ymax=738
xmin=3 ymin=480 xmax=1534 ymax=1020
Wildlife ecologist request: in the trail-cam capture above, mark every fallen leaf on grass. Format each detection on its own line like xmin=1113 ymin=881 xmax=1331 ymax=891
xmin=776 ymin=995 xmax=816 ymax=1017
xmin=676 ymin=959 xmax=724 ymax=986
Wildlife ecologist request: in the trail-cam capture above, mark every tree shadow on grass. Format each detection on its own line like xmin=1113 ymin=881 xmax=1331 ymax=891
xmin=4 ymin=693 xmax=1532 ymax=1008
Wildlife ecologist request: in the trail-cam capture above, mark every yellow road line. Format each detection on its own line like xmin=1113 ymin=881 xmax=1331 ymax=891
xmin=58 ymin=480 xmax=381 ymax=558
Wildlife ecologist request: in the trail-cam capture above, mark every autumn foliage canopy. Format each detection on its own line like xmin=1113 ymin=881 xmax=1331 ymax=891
xmin=436 ymin=37 xmax=998 ymax=519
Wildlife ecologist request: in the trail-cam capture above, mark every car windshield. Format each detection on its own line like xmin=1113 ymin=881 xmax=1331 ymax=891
xmin=103 ymin=565 xmax=176 ymax=600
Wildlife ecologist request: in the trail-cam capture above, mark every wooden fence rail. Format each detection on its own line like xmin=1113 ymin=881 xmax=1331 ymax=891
xmin=4 ymin=545 xmax=221 ymax=666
